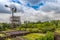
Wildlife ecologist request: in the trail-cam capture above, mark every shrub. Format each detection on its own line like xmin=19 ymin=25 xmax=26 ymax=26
xmin=35 ymin=32 xmax=54 ymax=40
xmin=20 ymin=28 xmax=26 ymax=31
xmin=35 ymin=36 xmax=46 ymax=40
xmin=45 ymin=32 xmax=54 ymax=40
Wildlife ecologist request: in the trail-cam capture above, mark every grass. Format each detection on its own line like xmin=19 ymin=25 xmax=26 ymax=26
xmin=5 ymin=38 xmax=11 ymax=40
xmin=22 ymin=33 xmax=45 ymax=40
xmin=0 ymin=33 xmax=6 ymax=37
xmin=55 ymin=28 xmax=60 ymax=33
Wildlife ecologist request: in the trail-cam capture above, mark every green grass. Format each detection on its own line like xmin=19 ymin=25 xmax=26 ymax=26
xmin=22 ymin=33 xmax=45 ymax=40
xmin=0 ymin=33 xmax=6 ymax=37
xmin=55 ymin=28 xmax=60 ymax=33
xmin=5 ymin=38 xmax=11 ymax=40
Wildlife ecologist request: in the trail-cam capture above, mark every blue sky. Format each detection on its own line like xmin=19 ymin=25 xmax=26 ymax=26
xmin=10 ymin=0 xmax=44 ymax=10
xmin=0 ymin=0 xmax=60 ymax=23
xmin=26 ymin=2 xmax=43 ymax=10
xmin=10 ymin=0 xmax=21 ymax=4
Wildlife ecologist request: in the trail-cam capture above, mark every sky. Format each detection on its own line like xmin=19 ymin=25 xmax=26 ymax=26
xmin=0 ymin=0 xmax=60 ymax=23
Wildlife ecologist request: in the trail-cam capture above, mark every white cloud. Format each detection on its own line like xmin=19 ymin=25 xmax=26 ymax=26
xmin=0 ymin=0 xmax=60 ymax=23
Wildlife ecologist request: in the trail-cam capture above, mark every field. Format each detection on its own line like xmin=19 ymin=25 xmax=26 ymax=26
xmin=0 ymin=20 xmax=60 ymax=40
xmin=22 ymin=33 xmax=45 ymax=40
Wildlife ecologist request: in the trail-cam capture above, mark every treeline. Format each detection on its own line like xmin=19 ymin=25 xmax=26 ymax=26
xmin=17 ymin=20 xmax=60 ymax=33
xmin=0 ymin=23 xmax=10 ymax=31
xmin=0 ymin=20 xmax=60 ymax=32
xmin=21 ymin=20 xmax=60 ymax=28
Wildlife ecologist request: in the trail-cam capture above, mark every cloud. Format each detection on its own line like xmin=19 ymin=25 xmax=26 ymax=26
xmin=22 ymin=0 xmax=44 ymax=9
xmin=0 ymin=0 xmax=24 ymax=13
xmin=0 ymin=0 xmax=60 ymax=23
xmin=10 ymin=0 xmax=21 ymax=4
xmin=41 ymin=3 xmax=60 ymax=13
xmin=0 ymin=1 xmax=10 ymax=13
xmin=39 ymin=0 xmax=60 ymax=20
xmin=25 ymin=0 xmax=42 ymax=5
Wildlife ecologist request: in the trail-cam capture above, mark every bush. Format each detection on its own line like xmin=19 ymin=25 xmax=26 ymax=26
xmin=20 ymin=28 xmax=26 ymax=31
xmin=35 ymin=32 xmax=54 ymax=40
xmin=35 ymin=36 xmax=46 ymax=40
xmin=45 ymin=32 xmax=54 ymax=40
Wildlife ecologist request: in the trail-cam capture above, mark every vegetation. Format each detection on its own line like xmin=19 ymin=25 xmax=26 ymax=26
xmin=55 ymin=28 xmax=60 ymax=33
xmin=23 ymin=33 xmax=45 ymax=40
xmin=0 ymin=20 xmax=60 ymax=40
xmin=0 ymin=23 xmax=10 ymax=31
xmin=0 ymin=20 xmax=60 ymax=32
xmin=16 ymin=20 xmax=60 ymax=33
xmin=23 ymin=32 xmax=54 ymax=40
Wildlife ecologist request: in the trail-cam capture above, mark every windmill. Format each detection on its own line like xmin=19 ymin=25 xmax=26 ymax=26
xmin=5 ymin=4 xmax=20 ymax=28
xmin=5 ymin=4 xmax=17 ymax=16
